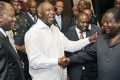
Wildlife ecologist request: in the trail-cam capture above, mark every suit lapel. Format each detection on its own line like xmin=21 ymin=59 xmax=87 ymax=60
xmin=0 ymin=31 xmax=5 ymax=39
xmin=86 ymin=25 xmax=96 ymax=37
xmin=0 ymin=32 xmax=20 ymax=59
xmin=27 ymin=14 xmax=35 ymax=25
xmin=0 ymin=31 xmax=25 ymax=80
xmin=5 ymin=40 xmax=20 ymax=59
xmin=72 ymin=27 xmax=79 ymax=40
xmin=61 ymin=15 xmax=65 ymax=31
xmin=86 ymin=29 xmax=92 ymax=37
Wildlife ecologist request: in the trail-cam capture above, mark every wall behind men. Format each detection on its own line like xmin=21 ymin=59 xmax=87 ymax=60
xmin=5 ymin=0 xmax=114 ymax=25
xmin=92 ymin=0 xmax=114 ymax=24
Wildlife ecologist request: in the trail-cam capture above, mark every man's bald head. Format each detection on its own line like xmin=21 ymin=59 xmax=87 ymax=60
xmin=0 ymin=1 xmax=16 ymax=31
xmin=37 ymin=2 xmax=51 ymax=15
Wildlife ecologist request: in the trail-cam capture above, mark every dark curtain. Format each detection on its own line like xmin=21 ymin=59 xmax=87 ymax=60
xmin=92 ymin=0 xmax=114 ymax=25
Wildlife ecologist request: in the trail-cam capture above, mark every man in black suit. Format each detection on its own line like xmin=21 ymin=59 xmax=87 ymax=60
xmin=0 ymin=1 xmax=25 ymax=80
xmin=65 ymin=12 xmax=101 ymax=80
xmin=54 ymin=0 xmax=72 ymax=34
xmin=12 ymin=0 xmax=37 ymax=53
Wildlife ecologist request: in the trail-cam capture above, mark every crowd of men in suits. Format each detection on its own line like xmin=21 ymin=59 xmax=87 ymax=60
xmin=0 ymin=0 xmax=120 ymax=80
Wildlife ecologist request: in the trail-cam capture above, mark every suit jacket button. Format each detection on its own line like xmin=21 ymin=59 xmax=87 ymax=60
xmin=109 ymin=48 xmax=112 ymax=50
xmin=105 ymin=70 xmax=108 ymax=73
xmin=106 ymin=58 xmax=110 ymax=62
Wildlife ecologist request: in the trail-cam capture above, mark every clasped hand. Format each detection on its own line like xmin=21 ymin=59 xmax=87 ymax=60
xmin=58 ymin=56 xmax=70 ymax=69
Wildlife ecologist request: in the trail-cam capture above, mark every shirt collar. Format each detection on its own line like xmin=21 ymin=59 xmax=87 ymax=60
xmin=75 ymin=26 xmax=81 ymax=33
xmin=27 ymin=12 xmax=37 ymax=18
xmin=35 ymin=19 xmax=50 ymax=29
xmin=56 ymin=15 xmax=61 ymax=17
xmin=0 ymin=28 xmax=7 ymax=37
xmin=55 ymin=15 xmax=61 ymax=19
xmin=75 ymin=26 xmax=86 ymax=39
xmin=28 ymin=12 xmax=33 ymax=17
xmin=88 ymin=24 xmax=91 ymax=30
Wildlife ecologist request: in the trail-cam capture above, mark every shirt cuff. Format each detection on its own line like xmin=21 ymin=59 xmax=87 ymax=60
xmin=85 ymin=37 xmax=90 ymax=44
xmin=79 ymin=37 xmax=90 ymax=47
xmin=49 ymin=58 xmax=58 ymax=66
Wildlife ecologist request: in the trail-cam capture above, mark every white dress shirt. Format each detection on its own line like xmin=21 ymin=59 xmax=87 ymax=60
xmin=25 ymin=19 xmax=90 ymax=80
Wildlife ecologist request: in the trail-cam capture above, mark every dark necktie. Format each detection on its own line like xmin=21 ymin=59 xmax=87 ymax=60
xmin=5 ymin=36 xmax=10 ymax=43
xmin=6 ymin=36 xmax=9 ymax=40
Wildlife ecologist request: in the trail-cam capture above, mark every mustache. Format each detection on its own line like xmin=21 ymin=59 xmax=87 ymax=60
xmin=46 ymin=13 xmax=55 ymax=18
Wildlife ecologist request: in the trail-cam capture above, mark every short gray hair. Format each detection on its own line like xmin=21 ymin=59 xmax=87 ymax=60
xmin=37 ymin=2 xmax=50 ymax=13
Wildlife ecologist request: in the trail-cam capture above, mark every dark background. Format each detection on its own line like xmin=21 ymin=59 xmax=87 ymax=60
xmin=2 ymin=0 xmax=114 ymax=24
xmin=92 ymin=0 xmax=114 ymax=24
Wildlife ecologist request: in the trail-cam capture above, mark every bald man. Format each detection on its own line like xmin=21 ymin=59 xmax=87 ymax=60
xmin=0 ymin=1 xmax=25 ymax=80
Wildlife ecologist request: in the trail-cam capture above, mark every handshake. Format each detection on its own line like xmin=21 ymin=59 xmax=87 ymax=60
xmin=58 ymin=56 xmax=70 ymax=69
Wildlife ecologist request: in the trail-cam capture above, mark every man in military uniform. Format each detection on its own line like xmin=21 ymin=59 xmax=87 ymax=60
xmin=11 ymin=0 xmax=37 ymax=80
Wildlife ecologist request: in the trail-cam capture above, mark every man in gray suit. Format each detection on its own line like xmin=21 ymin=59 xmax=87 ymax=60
xmin=65 ymin=12 xmax=101 ymax=80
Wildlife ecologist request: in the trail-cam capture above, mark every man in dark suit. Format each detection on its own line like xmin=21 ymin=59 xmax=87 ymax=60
xmin=54 ymin=0 xmax=72 ymax=34
xmin=67 ymin=7 xmax=120 ymax=80
xmin=72 ymin=4 xmax=79 ymax=25
xmin=65 ymin=12 xmax=101 ymax=80
xmin=12 ymin=0 xmax=37 ymax=51
xmin=0 ymin=1 xmax=25 ymax=80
